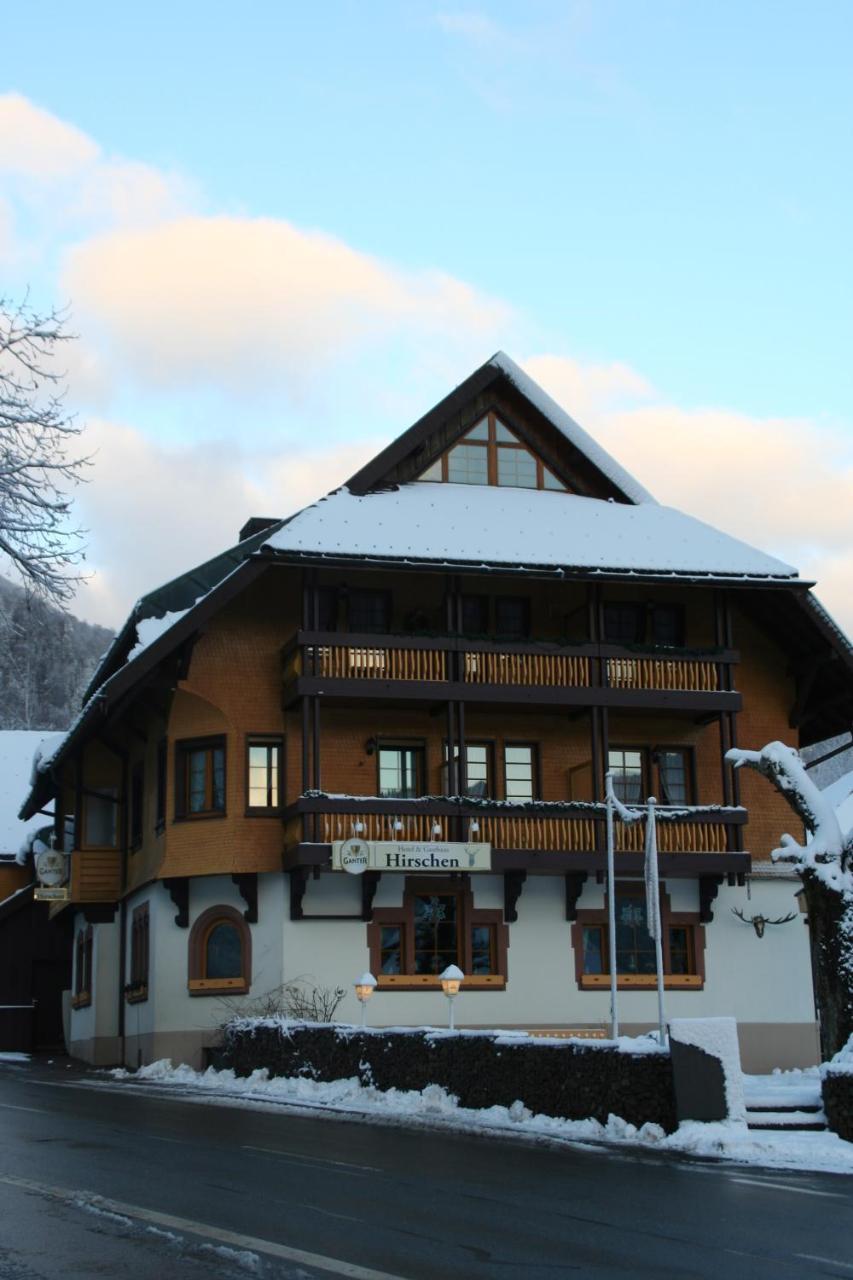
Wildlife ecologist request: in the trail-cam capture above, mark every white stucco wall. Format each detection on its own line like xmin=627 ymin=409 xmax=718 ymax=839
xmin=69 ymin=910 xmax=120 ymax=1061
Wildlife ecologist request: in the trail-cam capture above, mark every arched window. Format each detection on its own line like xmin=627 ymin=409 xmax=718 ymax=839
xmin=188 ymin=905 xmax=251 ymax=995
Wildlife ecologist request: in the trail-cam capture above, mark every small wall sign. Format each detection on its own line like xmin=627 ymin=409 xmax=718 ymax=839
xmin=333 ymin=840 xmax=492 ymax=873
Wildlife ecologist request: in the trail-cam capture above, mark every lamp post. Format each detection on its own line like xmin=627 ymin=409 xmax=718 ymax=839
xmin=354 ymin=972 xmax=377 ymax=1027
xmin=440 ymin=964 xmax=464 ymax=1031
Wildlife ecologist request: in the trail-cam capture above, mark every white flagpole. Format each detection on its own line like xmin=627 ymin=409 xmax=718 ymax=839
xmin=645 ymin=796 xmax=666 ymax=1045
xmin=604 ymin=771 xmax=619 ymax=1040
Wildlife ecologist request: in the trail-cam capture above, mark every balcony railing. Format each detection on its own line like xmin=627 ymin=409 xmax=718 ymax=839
xmin=284 ymin=630 xmax=738 ymax=704
xmin=285 ymin=793 xmax=747 ymax=869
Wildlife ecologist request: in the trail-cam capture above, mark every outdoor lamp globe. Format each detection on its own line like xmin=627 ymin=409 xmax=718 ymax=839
xmin=440 ymin=964 xmax=464 ymax=1030
xmin=354 ymin=972 xmax=377 ymax=1026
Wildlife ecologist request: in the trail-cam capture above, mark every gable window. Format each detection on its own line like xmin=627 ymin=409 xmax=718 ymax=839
xmin=504 ymin=744 xmax=537 ymax=801
xmin=83 ymin=788 xmax=118 ymax=849
xmin=651 ymin=604 xmax=685 ymax=648
xmin=175 ymin=737 xmax=226 ymax=819
xmin=574 ymin=884 xmax=704 ymax=989
xmin=348 ymin=589 xmax=391 ymax=634
xmin=656 ymin=748 xmax=692 ymax=805
xmin=247 ymin=737 xmax=283 ymax=812
xmin=188 ymin=905 xmax=251 ymax=995
xmin=608 ymin=748 xmax=645 ymax=803
xmin=461 ymin=594 xmax=489 ymax=635
xmin=417 ymin=412 xmax=569 ymax=492
xmin=316 ymin=585 xmax=339 ymax=631
xmin=127 ymin=903 xmax=149 ymax=1002
xmin=130 ymin=763 xmax=144 ymax=850
xmin=378 ymin=744 xmax=424 ymax=799
xmin=369 ymin=879 xmax=507 ymax=988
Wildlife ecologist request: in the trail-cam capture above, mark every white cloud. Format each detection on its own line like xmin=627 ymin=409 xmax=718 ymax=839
xmin=72 ymin=418 xmax=381 ymax=626
xmin=524 ymin=353 xmax=853 ymax=635
xmin=62 ymin=215 xmax=509 ymax=396
xmin=0 ymin=92 xmax=98 ymax=177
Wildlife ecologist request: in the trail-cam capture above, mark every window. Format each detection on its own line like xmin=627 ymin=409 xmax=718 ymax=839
xmin=316 ymin=585 xmax=338 ymax=631
xmin=608 ymin=747 xmax=695 ymax=806
xmin=603 ymin=603 xmax=645 ymax=644
xmin=378 ymin=745 xmax=424 ymax=799
xmin=416 ymin=412 xmax=569 ymax=492
xmin=461 ymin=594 xmax=489 ymax=635
xmin=155 ymin=739 xmax=167 ymax=832
xmin=127 ymin=903 xmax=149 ymax=1002
xmin=246 ymin=737 xmax=283 ymax=812
xmin=73 ymin=925 xmax=93 ymax=1008
xmin=443 ymin=741 xmax=493 ymax=797
xmin=175 ymin=737 xmax=226 ymax=819
xmin=130 ymin=763 xmax=144 ymax=850
xmin=495 ymin=596 xmax=530 ymax=639
xmin=369 ymin=879 xmax=507 ymax=988
xmin=504 ymin=744 xmax=536 ymax=800
xmin=608 ymin=748 xmax=645 ymax=803
xmin=188 ymin=905 xmax=251 ymax=995
xmin=573 ymin=884 xmax=704 ymax=988
xmin=651 ymin=604 xmax=685 ymax=648
xmin=83 ymin=788 xmax=118 ymax=849
xmin=348 ymin=589 xmax=391 ymax=634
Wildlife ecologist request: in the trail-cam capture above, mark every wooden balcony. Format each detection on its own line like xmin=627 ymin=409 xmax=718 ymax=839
xmin=69 ymin=849 xmax=122 ymax=904
xmin=283 ymin=631 xmax=740 ymax=713
xmin=284 ymin=794 xmax=748 ymax=878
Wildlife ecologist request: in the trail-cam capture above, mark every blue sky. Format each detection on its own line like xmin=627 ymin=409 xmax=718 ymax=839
xmin=2 ymin=2 xmax=852 ymax=625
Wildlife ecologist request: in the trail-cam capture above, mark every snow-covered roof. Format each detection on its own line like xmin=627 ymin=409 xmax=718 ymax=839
xmin=264 ymin=483 xmax=797 ymax=580
xmin=0 ymin=730 xmax=59 ymax=855
xmin=487 ymin=353 xmax=656 ymax=506
xmin=821 ymin=768 xmax=853 ymax=839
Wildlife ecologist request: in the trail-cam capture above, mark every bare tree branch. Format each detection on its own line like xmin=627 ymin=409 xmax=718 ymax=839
xmin=0 ymin=293 xmax=89 ymax=605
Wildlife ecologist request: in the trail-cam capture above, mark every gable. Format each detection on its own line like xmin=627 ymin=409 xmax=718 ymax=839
xmin=345 ymin=352 xmax=656 ymax=504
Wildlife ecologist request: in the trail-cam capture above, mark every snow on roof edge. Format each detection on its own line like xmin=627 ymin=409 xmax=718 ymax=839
xmin=488 ymin=352 xmax=657 ymax=506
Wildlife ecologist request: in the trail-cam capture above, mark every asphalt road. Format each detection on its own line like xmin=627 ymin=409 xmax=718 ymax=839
xmin=0 ymin=1058 xmax=851 ymax=1280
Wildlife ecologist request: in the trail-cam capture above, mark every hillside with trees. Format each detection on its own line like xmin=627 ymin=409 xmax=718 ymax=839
xmin=0 ymin=576 xmax=113 ymax=730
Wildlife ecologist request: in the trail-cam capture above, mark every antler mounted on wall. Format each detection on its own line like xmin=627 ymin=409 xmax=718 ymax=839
xmin=731 ymin=907 xmax=797 ymax=939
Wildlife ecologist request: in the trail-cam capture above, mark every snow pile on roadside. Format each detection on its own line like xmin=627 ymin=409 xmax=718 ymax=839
xmin=670 ymin=1017 xmax=746 ymax=1120
xmin=109 ymin=1059 xmax=853 ymax=1174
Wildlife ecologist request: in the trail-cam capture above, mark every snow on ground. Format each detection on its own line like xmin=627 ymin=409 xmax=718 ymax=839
xmin=0 ymin=1052 xmax=30 ymax=1063
xmin=107 ymin=1058 xmax=853 ymax=1176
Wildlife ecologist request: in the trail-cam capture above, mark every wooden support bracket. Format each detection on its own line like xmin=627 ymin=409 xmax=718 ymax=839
xmin=290 ymin=867 xmax=310 ymax=921
xmin=164 ymin=877 xmax=189 ymax=928
xmin=503 ymin=870 xmax=527 ymax=923
xmin=564 ymin=871 xmax=589 ymax=922
xmin=699 ymin=874 xmax=724 ymax=924
xmin=360 ymin=871 xmax=381 ymax=922
xmin=232 ymin=873 xmax=258 ymax=923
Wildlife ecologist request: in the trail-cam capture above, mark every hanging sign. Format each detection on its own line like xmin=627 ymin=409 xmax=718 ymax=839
xmin=333 ymin=840 xmax=492 ymax=874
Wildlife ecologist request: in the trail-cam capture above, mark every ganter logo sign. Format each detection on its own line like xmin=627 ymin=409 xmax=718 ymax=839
xmin=333 ymin=841 xmax=492 ymax=873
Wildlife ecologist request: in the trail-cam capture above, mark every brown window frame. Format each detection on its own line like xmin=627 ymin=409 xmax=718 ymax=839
xmin=368 ymin=877 xmax=508 ymax=991
xmin=347 ymin=588 xmax=392 ymax=635
xmin=608 ymin=744 xmax=697 ymax=806
xmin=174 ymin=735 xmax=227 ymax=821
xmin=502 ymin=741 xmax=539 ymax=801
xmin=376 ymin=740 xmax=426 ymax=799
xmin=428 ymin=411 xmax=569 ymax=492
xmin=443 ymin=739 xmax=495 ymax=798
xmin=130 ymin=762 xmax=144 ymax=851
xmin=155 ymin=738 xmax=167 ymax=834
xmin=81 ymin=786 xmax=120 ymax=852
xmin=72 ymin=925 xmax=93 ymax=1008
xmin=246 ymin=735 xmax=284 ymax=815
xmin=188 ymin=904 xmax=251 ymax=996
xmin=572 ymin=883 xmax=705 ymax=991
xmin=127 ymin=902 xmax=150 ymax=1003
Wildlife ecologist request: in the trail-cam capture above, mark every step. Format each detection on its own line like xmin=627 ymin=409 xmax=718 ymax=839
xmin=746 ymin=1108 xmax=827 ymax=1132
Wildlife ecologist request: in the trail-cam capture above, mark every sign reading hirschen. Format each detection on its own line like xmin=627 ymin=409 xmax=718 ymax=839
xmin=333 ymin=840 xmax=492 ymax=874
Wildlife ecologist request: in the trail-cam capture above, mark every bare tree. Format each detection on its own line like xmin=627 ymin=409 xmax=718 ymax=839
xmin=727 ymin=740 xmax=853 ymax=1059
xmin=0 ymin=293 xmax=87 ymax=605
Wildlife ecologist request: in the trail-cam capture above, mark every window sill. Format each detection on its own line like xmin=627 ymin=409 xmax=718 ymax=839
xmin=580 ymin=974 xmax=703 ymax=991
xmin=173 ymin=812 xmax=227 ymax=824
xmin=71 ymin=992 xmax=92 ymax=1009
xmin=376 ymin=975 xmax=505 ymax=992
xmin=188 ymin=977 xmax=248 ymax=996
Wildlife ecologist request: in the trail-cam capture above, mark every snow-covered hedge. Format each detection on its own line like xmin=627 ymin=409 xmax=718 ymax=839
xmin=221 ymin=1019 xmax=676 ymax=1133
xmin=822 ymin=1037 xmax=853 ymax=1143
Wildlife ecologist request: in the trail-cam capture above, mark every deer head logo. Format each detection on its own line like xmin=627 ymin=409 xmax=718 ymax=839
xmin=731 ymin=907 xmax=796 ymax=939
